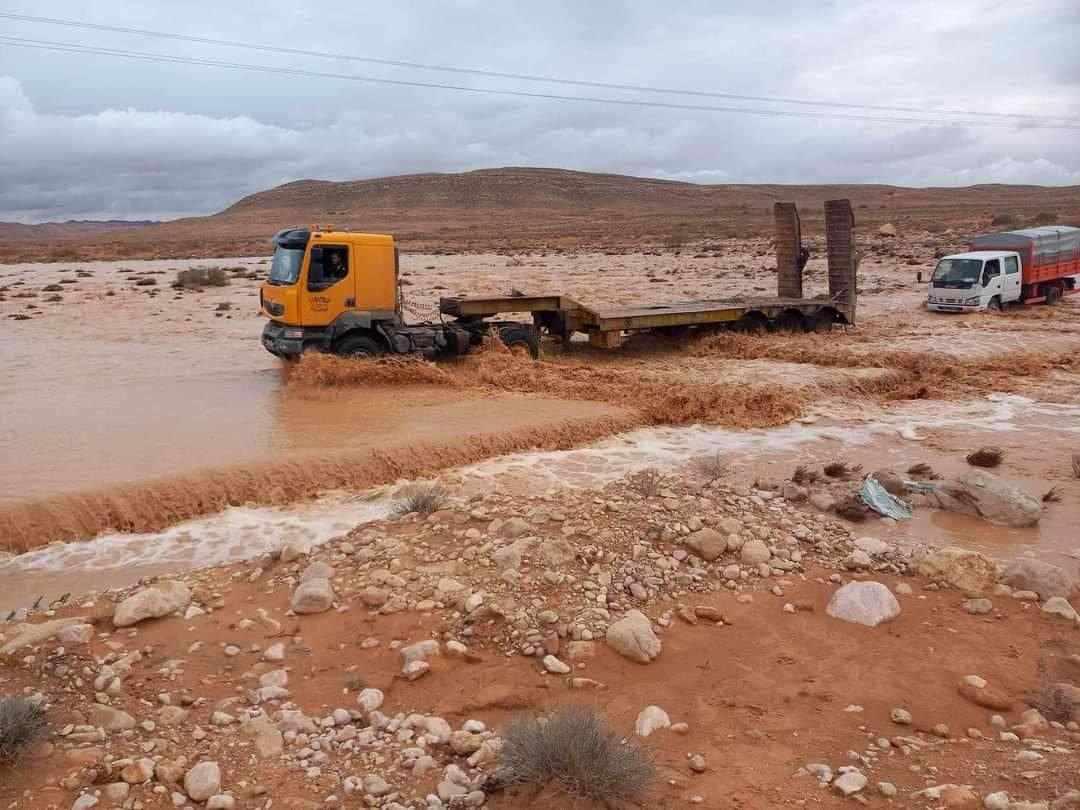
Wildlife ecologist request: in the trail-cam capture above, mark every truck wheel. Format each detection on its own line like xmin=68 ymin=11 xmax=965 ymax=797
xmin=334 ymin=333 xmax=383 ymax=358
xmin=1046 ymin=285 xmax=1061 ymax=306
xmin=809 ymin=311 xmax=834 ymax=333
xmin=987 ymin=296 xmax=1002 ymax=312
xmin=498 ymin=325 xmax=540 ymax=359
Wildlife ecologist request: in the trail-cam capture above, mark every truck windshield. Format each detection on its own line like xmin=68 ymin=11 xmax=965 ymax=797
xmin=931 ymin=259 xmax=982 ymax=289
xmin=268 ymin=246 xmax=304 ymax=285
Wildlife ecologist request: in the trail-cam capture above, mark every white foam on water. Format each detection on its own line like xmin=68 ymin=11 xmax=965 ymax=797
xmin=2 ymin=393 xmax=1076 ymax=576
xmin=1 ymin=492 xmax=392 ymax=574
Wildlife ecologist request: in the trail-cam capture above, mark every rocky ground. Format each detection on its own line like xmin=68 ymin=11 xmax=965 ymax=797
xmin=1 ymin=465 xmax=1078 ymax=809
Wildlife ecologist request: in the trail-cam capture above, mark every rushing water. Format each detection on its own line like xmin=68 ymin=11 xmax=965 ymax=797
xmin=2 ymin=393 xmax=1077 ymax=613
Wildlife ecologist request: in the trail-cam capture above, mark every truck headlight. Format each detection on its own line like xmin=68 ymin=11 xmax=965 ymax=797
xmin=284 ymin=328 xmax=304 ymax=339
xmin=963 ymin=297 xmax=979 ymax=305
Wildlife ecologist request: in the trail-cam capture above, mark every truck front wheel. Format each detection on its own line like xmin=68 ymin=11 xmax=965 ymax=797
xmin=334 ymin=333 xmax=383 ymax=358
xmin=498 ymin=325 xmax=540 ymax=359
xmin=1046 ymin=285 xmax=1062 ymax=306
xmin=987 ymin=296 xmax=1002 ymax=312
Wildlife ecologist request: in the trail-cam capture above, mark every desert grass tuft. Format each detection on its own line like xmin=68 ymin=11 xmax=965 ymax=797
xmin=0 ymin=696 xmax=47 ymax=764
xmin=390 ymin=482 xmax=450 ymax=517
xmin=491 ymin=706 xmax=654 ymax=804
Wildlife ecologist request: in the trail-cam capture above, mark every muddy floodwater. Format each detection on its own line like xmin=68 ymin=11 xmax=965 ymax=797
xmin=1 ymin=252 xmax=1079 ymax=614
xmin=0 ymin=257 xmax=622 ymax=503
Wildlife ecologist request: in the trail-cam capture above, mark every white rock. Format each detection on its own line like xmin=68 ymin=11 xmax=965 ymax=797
xmin=113 ymin=581 xmax=192 ymax=627
xmin=635 ymin=705 xmax=671 ymax=737
xmin=740 ymin=538 xmax=771 ymax=565
xmin=1041 ymin=596 xmax=1078 ymax=622
xmin=606 ymin=610 xmax=662 ymax=663
xmin=403 ymin=660 xmax=431 ymax=681
xmin=826 ymin=581 xmax=901 ymax=627
xmin=833 ymin=769 xmax=867 ymax=796
xmin=357 ymin=688 xmax=384 ymax=712
xmin=72 ymin=796 xmax=98 ymax=810
xmin=983 ymin=791 xmax=1010 ymax=810
xmin=183 ymin=761 xmax=222 ymax=802
xmin=291 ymin=578 xmax=334 ymax=614
xmin=542 ymin=655 xmax=570 ymax=674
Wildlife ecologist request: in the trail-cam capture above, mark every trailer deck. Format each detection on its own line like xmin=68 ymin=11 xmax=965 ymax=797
xmin=440 ymin=292 xmax=851 ymax=347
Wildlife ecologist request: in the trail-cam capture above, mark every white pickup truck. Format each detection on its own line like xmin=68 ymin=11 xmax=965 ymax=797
xmin=926 ymin=250 xmax=1021 ymax=312
xmin=927 ymin=226 xmax=1080 ymax=312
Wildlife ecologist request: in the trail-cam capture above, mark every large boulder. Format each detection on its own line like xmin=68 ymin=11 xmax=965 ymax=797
xmin=684 ymin=528 xmax=727 ymax=562
xmin=606 ymin=610 xmax=662 ymax=663
xmin=826 ymin=582 xmax=901 ymax=627
xmin=926 ymin=470 xmax=1041 ymax=527
xmin=1002 ymin=558 xmax=1076 ymax=600
xmin=917 ymin=547 xmax=997 ymax=596
xmin=113 ymin=581 xmax=192 ymax=628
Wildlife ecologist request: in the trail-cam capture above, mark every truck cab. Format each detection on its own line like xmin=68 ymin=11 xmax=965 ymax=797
xmin=927 ymin=250 xmax=1022 ymax=312
xmin=260 ymin=227 xmax=401 ymax=357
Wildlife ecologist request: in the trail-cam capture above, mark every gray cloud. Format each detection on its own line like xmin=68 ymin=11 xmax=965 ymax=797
xmin=0 ymin=0 xmax=1077 ymax=221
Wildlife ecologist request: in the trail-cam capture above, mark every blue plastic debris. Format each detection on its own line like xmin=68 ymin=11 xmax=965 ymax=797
xmin=858 ymin=475 xmax=913 ymax=520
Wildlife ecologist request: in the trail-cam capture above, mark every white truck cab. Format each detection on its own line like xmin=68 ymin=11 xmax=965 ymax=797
xmin=927 ymin=250 xmax=1022 ymax=312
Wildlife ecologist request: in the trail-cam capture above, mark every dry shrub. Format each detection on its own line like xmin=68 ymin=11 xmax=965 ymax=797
xmin=391 ymin=482 xmax=449 ymax=517
xmin=174 ymin=266 xmax=229 ymax=289
xmin=824 ymin=459 xmax=862 ymax=479
xmin=1042 ymin=486 xmax=1062 ymax=503
xmin=493 ymin=706 xmax=654 ymax=804
xmin=626 ymin=468 xmax=664 ymax=498
xmin=1029 ymin=660 xmax=1073 ymax=723
xmin=1072 ymin=454 xmax=1080 ymax=479
xmin=692 ymin=452 xmax=732 ymax=482
xmin=906 ymin=462 xmax=937 ymax=479
xmin=792 ymin=464 xmax=818 ymax=485
xmin=0 ymin=696 xmax=47 ymax=764
xmin=966 ymin=446 xmax=1004 ymax=468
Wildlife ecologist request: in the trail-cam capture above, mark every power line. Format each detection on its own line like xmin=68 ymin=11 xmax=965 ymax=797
xmin=1 ymin=10 xmax=1077 ymax=125
xmin=2 ymin=35 xmax=1078 ymax=131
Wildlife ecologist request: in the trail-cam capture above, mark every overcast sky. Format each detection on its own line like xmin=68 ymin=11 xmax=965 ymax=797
xmin=1 ymin=0 xmax=1078 ymax=222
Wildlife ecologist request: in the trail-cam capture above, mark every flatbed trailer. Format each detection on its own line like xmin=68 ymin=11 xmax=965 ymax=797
xmin=439 ymin=293 xmax=850 ymax=348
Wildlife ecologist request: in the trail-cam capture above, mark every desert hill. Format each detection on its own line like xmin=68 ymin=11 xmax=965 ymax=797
xmin=2 ymin=167 xmax=1077 ymax=262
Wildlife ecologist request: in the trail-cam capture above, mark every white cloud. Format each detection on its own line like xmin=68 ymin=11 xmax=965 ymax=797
xmin=0 ymin=0 xmax=1076 ymax=221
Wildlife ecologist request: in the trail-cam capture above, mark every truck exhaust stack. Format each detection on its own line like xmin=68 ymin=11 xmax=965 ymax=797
xmin=774 ymin=202 xmax=804 ymax=299
xmin=825 ymin=198 xmax=857 ymax=322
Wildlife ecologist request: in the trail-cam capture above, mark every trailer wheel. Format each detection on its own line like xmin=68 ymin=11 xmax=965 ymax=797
xmin=772 ymin=310 xmax=805 ymax=334
xmin=809 ymin=311 xmax=834 ymax=333
xmin=737 ymin=312 xmax=769 ymax=335
xmin=498 ymin=325 xmax=540 ymax=359
xmin=334 ymin=333 xmax=383 ymax=358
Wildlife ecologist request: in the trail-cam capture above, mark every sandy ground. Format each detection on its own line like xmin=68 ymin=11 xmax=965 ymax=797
xmin=0 ymin=229 xmax=1079 ymax=810
xmin=0 ymin=470 xmax=1077 ymax=810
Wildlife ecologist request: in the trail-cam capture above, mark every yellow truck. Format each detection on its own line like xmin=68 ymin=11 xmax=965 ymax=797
xmin=260 ymin=201 xmax=857 ymax=360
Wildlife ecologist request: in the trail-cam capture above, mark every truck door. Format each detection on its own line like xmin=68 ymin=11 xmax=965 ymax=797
xmin=300 ymin=244 xmax=353 ymax=327
xmin=1001 ymin=254 xmax=1021 ymax=302
xmin=981 ymin=258 xmax=1003 ymax=305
